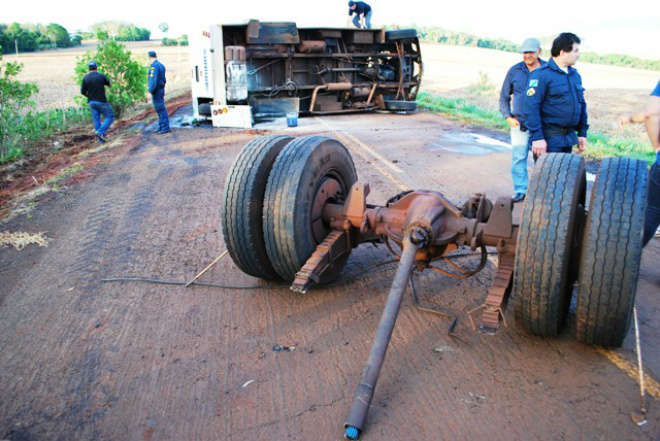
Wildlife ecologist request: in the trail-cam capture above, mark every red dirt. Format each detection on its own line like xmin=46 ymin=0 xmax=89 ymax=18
xmin=0 ymin=94 xmax=192 ymax=219
xmin=0 ymin=110 xmax=658 ymax=441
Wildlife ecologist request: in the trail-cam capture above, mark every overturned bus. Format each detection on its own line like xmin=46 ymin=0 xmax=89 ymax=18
xmin=190 ymin=20 xmax=422 ymax=128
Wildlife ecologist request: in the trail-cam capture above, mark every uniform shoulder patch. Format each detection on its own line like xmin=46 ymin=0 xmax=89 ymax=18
xmin=526 ymin=88 xmax=536 ymax=97
xmin=528 ymin=79 xmax=538 ymax=87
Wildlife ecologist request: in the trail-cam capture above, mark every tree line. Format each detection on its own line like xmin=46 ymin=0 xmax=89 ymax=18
xmin=0 ymin=23 xmax=82 ymax=53
xmin=88 ymin=21 xmax=150 ymax=42
xmin=0 ymin=20 xmax=153 ymax=54
xmin=401 ymin=25 xmax=660 ymax=73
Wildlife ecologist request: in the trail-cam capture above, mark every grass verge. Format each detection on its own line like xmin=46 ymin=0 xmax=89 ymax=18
xmin=417 ymin=91 xmax=656 ymax=165
xmin=417 ymin=91 xmax=509 ymax=131
xmin=1 ymin=106 xmax=91 ymax=163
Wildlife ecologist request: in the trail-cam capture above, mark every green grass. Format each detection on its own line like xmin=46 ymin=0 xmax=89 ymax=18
xmin=417 ymin=92 xmax=509 ymax=131
xmin=0 ymin=147 xmax=24 ymax=164
xmin=586 ymin=132 xmax=655 ymax=164
xmin=17 ymin=107 xmax=90 ymax=143
xmin=1 ymin=106 xmax=91 ymax=163
xmin=417 ymin=91 xmax=656 ymax=165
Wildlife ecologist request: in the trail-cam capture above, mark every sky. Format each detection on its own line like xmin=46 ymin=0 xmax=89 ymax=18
xmin=3 ymin=0 xmax=660 ymax=59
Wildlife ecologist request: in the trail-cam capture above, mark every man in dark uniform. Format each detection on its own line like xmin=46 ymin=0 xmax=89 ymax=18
xmin=523 ymin=32 xmax=588 ymax=159
xmin=618 ymin=79 xmax=660 ymax=246
xmin=499 ymin=37 xmax=545 ymax=203
xmin=148 ymin=51 xmax=170 ymax=134
xmin=347 ymin=1 xmax=372 ymax=29
xmin=80 ymin=60 xmax=114 ymax=143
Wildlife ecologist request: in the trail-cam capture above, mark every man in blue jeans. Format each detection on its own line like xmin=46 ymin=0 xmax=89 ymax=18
xmin=80 ymin=61 xmax=114 ymax=143
xmin=618 ymin=80 xmax=660 ymax=246
xmin=347 ymin=1 xmax=372 ymax=29
xmin=148 ymin=51 xmax=171 ymax=134
xmin=499 ymin=38 xmax=545 ymax=203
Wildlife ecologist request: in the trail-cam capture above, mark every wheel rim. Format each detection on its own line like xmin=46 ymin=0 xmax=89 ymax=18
xmin=311 ymin=177 xmax=341 ymax=243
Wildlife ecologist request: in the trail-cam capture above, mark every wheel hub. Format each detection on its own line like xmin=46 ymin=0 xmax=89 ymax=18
xmin=311 ymin=178 xmax=341 ymax=243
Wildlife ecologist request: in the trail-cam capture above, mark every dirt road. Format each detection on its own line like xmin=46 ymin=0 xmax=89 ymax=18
xmin=1 ymin=110 xmax=659 ymax=441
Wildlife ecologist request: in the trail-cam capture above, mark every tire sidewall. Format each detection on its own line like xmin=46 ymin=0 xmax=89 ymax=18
xmin=292 ymin=139 xmax=357 ymax=273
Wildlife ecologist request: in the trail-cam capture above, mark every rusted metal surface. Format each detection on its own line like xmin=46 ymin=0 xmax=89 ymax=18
xmin=311 ymin=178 xmax=342 ymax=243
xmin=291 ymin=230 xmax=350 ymax=294
xmin=345 ymin=233 xmax=423 ymax=438
xmin=316 ymin=181 xmax=519 ymax=329
xmin=309 ymin=82 xmax=353 ymax=113
xmin=477 ymin=252 xmax=515 ymax=333
xmin=298 ymin=40 xmax=326 ymax=53
xmin=245 ymin=20 xmax=300 ymax=44
xmin=482 ymin=197 xmax=514 ymax=239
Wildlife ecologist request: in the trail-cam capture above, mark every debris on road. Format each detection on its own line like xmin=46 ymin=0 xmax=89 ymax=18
xmin=0 ymin=231 xmax=50 ymax=250
xmin=272 ymin=345 xmax=296 ymax=353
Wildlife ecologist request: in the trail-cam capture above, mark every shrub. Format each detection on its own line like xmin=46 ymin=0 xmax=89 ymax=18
xmin=0 ymin=147 xmax=23 ymax=164
xmin=0 ymin=54 xmax=38 ymax=158
xmin=162 ymin=36 xmax=188 ymax=47
xmin=73 ymin=41 xmax=148 ymax=118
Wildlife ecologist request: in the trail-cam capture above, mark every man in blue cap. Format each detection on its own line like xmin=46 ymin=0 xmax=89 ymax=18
xmin=499 ymin=37 xmax=545 ymax=203
xmin=148 ymin=51 xmax=170 ymax=134
xmin=523 ymin=32 xmax=589 ymax=160
xmin=80 ymin=60 xmax=114 ymax=143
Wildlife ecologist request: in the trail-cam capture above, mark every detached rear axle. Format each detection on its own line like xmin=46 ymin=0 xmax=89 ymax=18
xmin=221 ymin=135 xmax=648 ymax=439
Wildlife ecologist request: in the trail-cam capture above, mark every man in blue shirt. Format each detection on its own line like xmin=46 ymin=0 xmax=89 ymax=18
xmin=347 ymin=1 xmax=372 ymax=29
xmin=499 ymin=38 xmax=545 ymax=203
xmin=148 ymin=51 xmax=171 ymax=134
xmin=523 ymin=33 xmax=589 ymax=160
xmin=618 ymin=80 xmax=660 ymax=246
xmin=80 ymin=61 xmax=114 ymax=143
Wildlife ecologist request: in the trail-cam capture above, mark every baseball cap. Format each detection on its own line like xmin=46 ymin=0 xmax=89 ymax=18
xmin=348 ymin=1 xmax=355 ymax=5
xmin=148 ymin=51 xmax=157 ymax=57
xmin=520 ymin=38 xmax=541 ymax=53
xmin=88 ymin=60 xmax=98 ymax=70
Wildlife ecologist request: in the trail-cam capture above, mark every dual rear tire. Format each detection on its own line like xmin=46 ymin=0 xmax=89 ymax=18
xmin=222 ymin=136 xmax=357 ymax=284
xmin=513 ymin=154 xmax=647 ymax=347
xmin=575 ymin=158 xmax=647 ymax=347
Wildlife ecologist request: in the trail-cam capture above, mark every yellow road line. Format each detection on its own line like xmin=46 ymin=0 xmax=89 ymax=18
xmin=597 ymin=348 xmax=660 ymax=400
xmin=315 ymin=118 xmax=410 ymax=191
xmin=339 ymin=131 xmax=404 ymax=174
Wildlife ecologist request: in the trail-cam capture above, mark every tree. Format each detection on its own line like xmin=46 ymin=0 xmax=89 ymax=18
xmin=46 ymin=23 xmax=71 ymax=48
xmin=0 ymin=54 xmax=38 ymax=157
xmin=73 ymin=41 xmax=148 ymax=118
xmin=71 ymin=32 xmax=83 ymax=46
xmin=158 ymin=23 xmax=169 ymax=34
